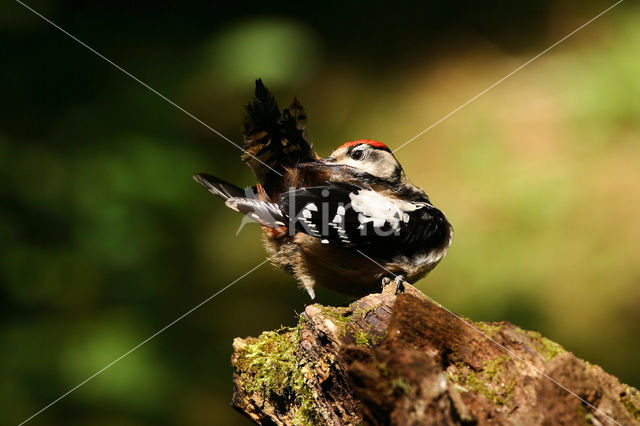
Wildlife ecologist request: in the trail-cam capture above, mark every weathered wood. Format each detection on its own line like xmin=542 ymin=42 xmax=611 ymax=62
xmin=231 ymin=284 xmax=640 ymax=425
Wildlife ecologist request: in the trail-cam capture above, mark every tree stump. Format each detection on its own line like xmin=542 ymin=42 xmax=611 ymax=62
xmin=231 ymin=284 xmax=640 ymax=425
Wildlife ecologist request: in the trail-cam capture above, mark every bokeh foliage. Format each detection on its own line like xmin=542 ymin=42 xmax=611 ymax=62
xmin=1 ymin=1 xmax=639 ymax=424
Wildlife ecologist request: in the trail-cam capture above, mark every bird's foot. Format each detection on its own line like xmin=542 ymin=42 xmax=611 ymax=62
xmin=394 ymin=275 xmax=406 ymax=295
xmin=381 ymin=275 xmax=406 ymax=295
xmin=381 ymin=277 xmax=392 ymax=290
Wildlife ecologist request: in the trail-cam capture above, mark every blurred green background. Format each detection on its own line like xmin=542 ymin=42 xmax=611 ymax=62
xmin=2 ymin=0 xmax=639 ymax=424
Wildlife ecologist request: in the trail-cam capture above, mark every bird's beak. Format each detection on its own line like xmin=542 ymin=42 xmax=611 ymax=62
xmin=296 ymin=158 xmax=343 ymax=172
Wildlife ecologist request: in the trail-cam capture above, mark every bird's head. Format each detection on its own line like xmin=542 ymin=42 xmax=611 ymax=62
xmin=297 ymin=140 xmax=409 ymax=188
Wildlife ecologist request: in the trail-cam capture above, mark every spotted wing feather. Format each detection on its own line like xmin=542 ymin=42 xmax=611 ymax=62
xmin=225 ymin=197 xmax=288 ymax=228
xmin=279 ymin=184 xmax=447 ymax=257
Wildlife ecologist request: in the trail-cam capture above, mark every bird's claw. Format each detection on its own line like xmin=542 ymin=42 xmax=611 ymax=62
xmin=394 ymin=275 xmax=406 ymax=295
xmin=381 ymin=277 xmax=392 ymax=290
xmin=381 ymin=275 xmax=405 ymax=295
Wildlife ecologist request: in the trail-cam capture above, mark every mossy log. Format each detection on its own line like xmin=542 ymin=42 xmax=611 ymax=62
xmin=231 ymin=284 xmax=640 ymax=425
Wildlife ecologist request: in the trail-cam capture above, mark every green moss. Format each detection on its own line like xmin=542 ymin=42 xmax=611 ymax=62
xmin=378 ymin=362 xmax=390 ymax=377
xmin=483 ymin=356 xmax=507 ymax=379
xmin=353 ymin=329 xmax=371 ymax=347
xmin=319 ymin=305 xmax=378 ymax=347
xmin=376 ymin=362 xmax=411 ymax=396
xmin=474 ymin=325 xmax=564 ymax=362
xmin=621 ymin=386 xmax=640 ymax=421
xmin=234 ymin=303 xmax=386 ymax=424
xmin=473 ymin=321 xmax=503 ymax=337
xmin=372 ymin=332 xmax=387 ymax=346
xmin=390 ymin=376 xmax=411 ymax=395
xmin=450 ymin=356 xmax=515 ymax=406
xmin=577 ymin=404 xmax=606 ymax=425
xmin=352 ymin=303 xmax=380 ymax=321
xmin=319 ymin=305 xmax=351 ymax=334
xmin=524 ymin=330 xmax=565 ymax=361
xmin=235 ymin=323 xmax=319 ymax=425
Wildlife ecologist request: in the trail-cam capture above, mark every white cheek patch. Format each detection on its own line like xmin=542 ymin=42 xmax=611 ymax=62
xmin=364 ymin=160 xmax=396 ymax=179
xmin=341 ymin=156 xmax=397 ymax=180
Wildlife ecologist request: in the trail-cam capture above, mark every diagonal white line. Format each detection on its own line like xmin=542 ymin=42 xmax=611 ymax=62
xmin=14 ymin=0 xmax=282 ymax=177
xmin=14 ymin=0 xmax=626 ymax=424
xmin=392 ymin=0 xmax=624 ymax=154
xmin=17 ymin=256 xmax=273 ymax=426
xmin=356 ymin=249 xmax=622 ymax=426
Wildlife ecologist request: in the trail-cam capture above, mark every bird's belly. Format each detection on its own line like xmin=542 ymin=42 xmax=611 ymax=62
xmin=299 ymin=239 xmax=387 ymax=296
xmin=265 ymin=233 xmax=386 ymax=296
xmin=264 ymin=224 xmax=452 ymax=297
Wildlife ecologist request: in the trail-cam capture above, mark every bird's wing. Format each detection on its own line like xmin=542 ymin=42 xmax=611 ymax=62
xmin=278 ymin=183 xmax=440 ymax=254
xmin=278 ymin=183 xmax=361 ymax=243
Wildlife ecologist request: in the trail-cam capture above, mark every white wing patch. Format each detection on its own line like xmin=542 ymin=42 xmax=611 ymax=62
xmin=349 ymin=190 xmax=419 ymax=229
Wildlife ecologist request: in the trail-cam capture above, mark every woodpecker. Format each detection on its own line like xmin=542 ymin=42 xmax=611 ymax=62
xmin=194 ymin=80 xmax=453 ymax=299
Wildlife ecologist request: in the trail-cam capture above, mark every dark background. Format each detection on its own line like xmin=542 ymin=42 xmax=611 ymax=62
xmin=2 ymin=1 xmax=639 ymax=424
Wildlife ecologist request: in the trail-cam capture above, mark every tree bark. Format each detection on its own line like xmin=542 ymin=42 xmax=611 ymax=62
xmin=231 ymin=284 xmax=640 ymax=425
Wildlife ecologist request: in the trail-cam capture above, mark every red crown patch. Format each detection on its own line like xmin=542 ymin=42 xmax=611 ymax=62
xmin=337 ymin=139 xmax=390 ymax=152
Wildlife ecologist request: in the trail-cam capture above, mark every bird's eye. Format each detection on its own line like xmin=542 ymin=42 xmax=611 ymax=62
xmin=351 ymin=150 xmax=364 ymax=161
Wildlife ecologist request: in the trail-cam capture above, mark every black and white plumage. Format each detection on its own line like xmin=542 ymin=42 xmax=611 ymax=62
xmin=194 ymin=81 xmax=453 ymax=299
xmin=279 ymin=183 xmax=450 ymax=258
